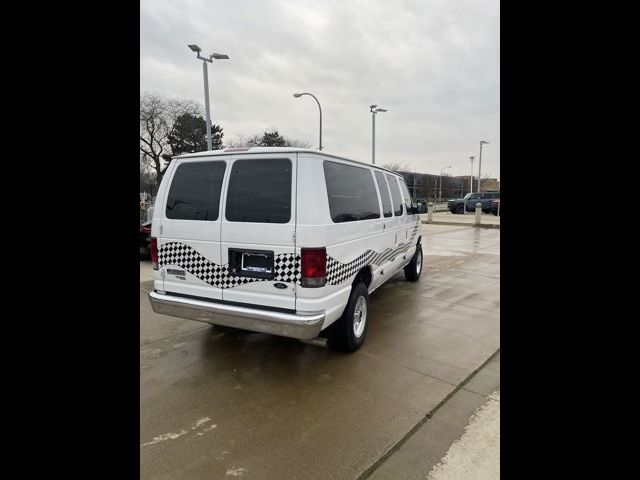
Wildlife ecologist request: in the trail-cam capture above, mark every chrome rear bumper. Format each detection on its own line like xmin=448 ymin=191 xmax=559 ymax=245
xmin=148 ymin=291 xmax=325 ymax=340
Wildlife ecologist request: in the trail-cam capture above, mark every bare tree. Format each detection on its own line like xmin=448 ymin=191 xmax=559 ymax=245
xmin=140 ymin=93 xmax=204 ymax=184
xmin=226 ymin=133 xmax=263 ymax=148
xmin=226 ymin=130 xmax=310 ymax=149
xmin=283 ymin=137 xmax=311 ymax=148
xmin=380 ymin=161 xmax=412 ymax=172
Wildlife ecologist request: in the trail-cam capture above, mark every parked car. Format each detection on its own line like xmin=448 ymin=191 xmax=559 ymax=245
xmin=491 ymin=198 xmax=500 ymax=216
xmin=140 ymin=206 xmax=154 ymax=258
xmin=447 ymin=191 xmax=500 ymax=214
xmin=148 ymin=147 xmax=424 ymax=352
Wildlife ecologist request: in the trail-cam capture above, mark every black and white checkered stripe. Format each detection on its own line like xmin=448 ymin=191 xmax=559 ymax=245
xmin=326 ymin=250 xmax=376 ymax=285
xmin=158 ymin=219 xmax=420 ymax=289
xmin=325 ymin=218 xmax=421 ymax=285
xmin=159 ymin=242 xmax=300 ymax=289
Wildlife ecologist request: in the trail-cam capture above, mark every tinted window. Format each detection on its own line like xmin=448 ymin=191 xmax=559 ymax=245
xmin=374 ymin=171 xmax=393 ymax=218
xmin=399 ymin=180 xmax=412 ymax=208
xmin=324 ymin=161 xmax=381 ymax=223
xmin=386 ymin=174 xmax=403 ymax=216
xmin=166 ymin=161 xmax=226 ymax=221
xmin=226 ymin=158 xmax=292 ymax=223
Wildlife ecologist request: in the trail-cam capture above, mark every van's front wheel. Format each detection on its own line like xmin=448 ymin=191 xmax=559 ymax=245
xmin=328 ymin=282 xmax=369 ymax=353
xmin=404 ymin=244 xmax=423 ymax=281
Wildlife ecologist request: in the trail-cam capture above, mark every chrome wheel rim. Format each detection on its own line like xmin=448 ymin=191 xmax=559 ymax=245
xmin=416 ymin=249 xmax=422 ymax=274
xmin=353 ymin=296 xmax=367 ymax=338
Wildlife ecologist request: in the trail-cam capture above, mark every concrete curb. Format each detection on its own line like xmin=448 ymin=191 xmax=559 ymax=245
xmin=421 ymin=221 xmax=500 ymax=229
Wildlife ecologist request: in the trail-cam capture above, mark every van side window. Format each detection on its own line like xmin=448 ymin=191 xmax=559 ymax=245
xmin=386 ymin=174 xmax=403 ymax=216
xmin=323 ymin=161 xmax=381 ymax=223
xmin=225 ymin=158 xmax=292 ymax=223
xmin=165 ymin=161 xmax=226 ymax=221
xmin=374 ymin=171 xmax=393 ymax=218
xmin=399 ymin=180 xmax=412 ymax=208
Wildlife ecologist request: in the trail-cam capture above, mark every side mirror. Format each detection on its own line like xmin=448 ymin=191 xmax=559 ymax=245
xmin=407 ymin=204 xmax=427 ymax=215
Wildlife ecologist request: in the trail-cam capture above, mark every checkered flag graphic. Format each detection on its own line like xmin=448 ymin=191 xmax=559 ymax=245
xmin=274 ymin=253 xmax=301 ymax=283
xmin=158 ymin=218 xmax=420 ymax=289
xmin=326 ymin=250 xmax=375 ymax=285
xmin=158 ymin=242 xmax=300 ymax=289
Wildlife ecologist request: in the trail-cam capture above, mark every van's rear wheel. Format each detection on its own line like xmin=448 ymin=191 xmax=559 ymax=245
xmin=328 ymin=282 xmax=369 ymax=353
xmin=404 ymin=244 xmax=423 ymax=281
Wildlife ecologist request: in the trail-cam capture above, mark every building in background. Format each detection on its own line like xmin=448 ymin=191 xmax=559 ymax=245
xmin=398 ymin=171 xmax=499 ymax=202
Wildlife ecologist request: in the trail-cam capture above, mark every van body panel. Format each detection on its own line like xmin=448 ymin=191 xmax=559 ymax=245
xmin=219 ymin=154 xmax=297 ymax=310
xmin=151 ymin=160 xmax=176 ymax=293
xmin=156 ymin=157 xmax=229 ymax=301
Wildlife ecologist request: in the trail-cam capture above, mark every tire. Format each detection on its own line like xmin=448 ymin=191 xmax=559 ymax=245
xmin=455 ymin=205 xmax=464 ymax=214
xmin=404 ymin=243 xmax=423 ymax=282
xmin=328 ymin=282 xmax=370 ymax=353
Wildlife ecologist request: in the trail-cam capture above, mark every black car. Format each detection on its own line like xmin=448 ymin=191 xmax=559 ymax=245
xmin=448 ymin=192 xmax=500 ymax=214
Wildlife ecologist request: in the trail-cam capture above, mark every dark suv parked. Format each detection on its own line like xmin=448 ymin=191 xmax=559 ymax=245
xmin=448 ymin=191 xmax=500 ymax=214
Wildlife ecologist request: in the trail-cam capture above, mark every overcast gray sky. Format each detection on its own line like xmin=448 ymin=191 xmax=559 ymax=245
xmin=140 ymin=0 xmax=499 ymax=179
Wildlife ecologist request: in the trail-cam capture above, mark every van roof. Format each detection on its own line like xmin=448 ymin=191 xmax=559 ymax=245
xmin=173 ymin=147 xmax=402 ymax=177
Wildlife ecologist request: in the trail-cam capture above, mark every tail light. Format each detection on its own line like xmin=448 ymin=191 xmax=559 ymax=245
xmin=150 ymin=237 xmax=159 ymax=270
xmin=301 ymin=247 xmax=326 ymax=287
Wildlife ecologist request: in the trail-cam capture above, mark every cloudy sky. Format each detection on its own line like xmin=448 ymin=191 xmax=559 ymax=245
xmin=140 ymin=0 xmax=499 ymax=179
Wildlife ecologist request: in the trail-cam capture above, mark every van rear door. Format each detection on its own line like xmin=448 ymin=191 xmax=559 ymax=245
xmin=159 ymin=158 xmax=228 ymax=301
xmin=220 ymin=154 xmax=297 ymax=310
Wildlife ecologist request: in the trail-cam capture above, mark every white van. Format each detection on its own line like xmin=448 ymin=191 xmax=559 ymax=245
xmin=148 ymin=147 xmax=424 ymax=352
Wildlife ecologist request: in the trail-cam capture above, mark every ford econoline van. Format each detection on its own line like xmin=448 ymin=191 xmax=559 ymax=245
xmin=148 ymin=147 xmax=424 ymax=352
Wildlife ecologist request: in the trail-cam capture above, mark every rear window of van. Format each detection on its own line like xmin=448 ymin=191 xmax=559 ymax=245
xmin=165 ymin=161 xmax=226 ymax=221
xmin=225 ymin=158 xmax=292 ymax=223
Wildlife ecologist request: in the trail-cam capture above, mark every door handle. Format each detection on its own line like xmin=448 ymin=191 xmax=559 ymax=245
xmin=383 ymin=224 xmax=386 ymax=229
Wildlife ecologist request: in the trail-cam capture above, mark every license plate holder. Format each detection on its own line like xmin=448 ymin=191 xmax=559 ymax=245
xmin=228 ymin=249 xmax=274 ymax=280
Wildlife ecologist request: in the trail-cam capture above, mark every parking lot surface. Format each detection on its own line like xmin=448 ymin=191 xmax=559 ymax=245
xmin=140 ymin=224 xmax=500 ymax=479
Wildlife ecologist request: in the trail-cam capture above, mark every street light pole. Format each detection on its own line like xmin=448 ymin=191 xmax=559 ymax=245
xmin=202 ymin=61 xmax=212 ymax=150
xmin=293 ymin=93 xmax=322 ymax=150
xmin=188 ymin=44 xmax=229 ymax=151
xmin=477 ymin=140 xmax=489 ymax=193
xmin=439 ymin=166 xmax=452 ymax=204
xmin=372 ymin=111 xmax=375 ymax=164
xmin=469 ymin=156 xmax=475 ymax=193
xmin=370 ymin=105 xmax=387 ymax=165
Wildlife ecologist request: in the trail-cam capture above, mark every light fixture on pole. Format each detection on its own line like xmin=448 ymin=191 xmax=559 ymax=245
xmin=477 ymin=140 xmax=489 ymax=193
xmin=293 ymin=92 xmax=322 ymax=150
xmin=439 ymin=166 xmax=452 ymax=204
xmin=370 ymin=105 xmax=387 ymax=165
xmin=469 ymin=156 xmax=475 ymax=193
xmin=188 ymin=44 xmax=229 ymax=151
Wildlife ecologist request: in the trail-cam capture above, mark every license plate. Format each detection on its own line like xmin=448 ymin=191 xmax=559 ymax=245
xmin=241 ymin=253 xmax=272 ymax=274
xmin=228 ymin=248 xmax=274 ymax=279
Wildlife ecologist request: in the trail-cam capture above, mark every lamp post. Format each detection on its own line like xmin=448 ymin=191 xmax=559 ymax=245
xmin=188 ymin=44 xmax=229 ymax=151
xmin=370 ymin=105 xmax=387 ymax=165
xmin=477 ymin=140 xmax=489 ymax=193
xmin=469 ymin=156 xmax=475 ymax=193
xmin=293 ymin=92 xmax=322 ymax=150
xmin=439 ymin=166 xmax=452 ymax=205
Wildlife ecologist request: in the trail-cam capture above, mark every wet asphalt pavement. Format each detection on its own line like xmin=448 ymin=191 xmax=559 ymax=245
xmin=140 ymin=224 xmax=500 ymax=479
